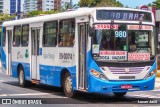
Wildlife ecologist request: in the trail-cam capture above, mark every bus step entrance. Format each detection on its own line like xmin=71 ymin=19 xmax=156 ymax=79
xmin=78 ymin=87 xmax=87 ymax=92
xmin=31 ymin=79 xmax=40 ymax=84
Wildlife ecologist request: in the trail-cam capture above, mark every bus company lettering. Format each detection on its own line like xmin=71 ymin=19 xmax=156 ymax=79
xmin=128 ymin=25 xmax=152 ymax=30
xmin=59 ymin=53 xmax=73 ymax=60
xmin=43 ymin=53 xmax=55 ymax=59
xmin=128 ymin=53 xmax=150 ymax=61
xmin=95 ymin=24 xmax=119 ymax=30
xmin=17 ymin=51 xmax=24 ymax=59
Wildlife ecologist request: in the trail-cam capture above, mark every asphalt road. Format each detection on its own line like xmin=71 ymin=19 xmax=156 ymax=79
xmin=0 ymin=71 xmax=160 ymax=107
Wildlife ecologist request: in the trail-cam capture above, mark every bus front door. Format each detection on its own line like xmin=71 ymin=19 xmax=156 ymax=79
xmin=31 ymin=28 xmax=40 ymax=81
xmin=7 ymin=30 xmax=12 ymax=75
xmin=78 ymin=23 xmax=88 ymax=90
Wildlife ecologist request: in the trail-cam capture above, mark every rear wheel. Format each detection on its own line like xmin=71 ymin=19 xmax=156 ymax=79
xmin=18 ymin=66 xmax=28 ymax=87
xmin=63 ymin=72 xmax=75 ymax=97
xmin=113 ymin=92 xmax=127 ymax=97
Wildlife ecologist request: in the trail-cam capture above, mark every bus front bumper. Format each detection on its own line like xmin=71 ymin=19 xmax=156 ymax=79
xmin=88 ymin=74 xmax=156 ymax=93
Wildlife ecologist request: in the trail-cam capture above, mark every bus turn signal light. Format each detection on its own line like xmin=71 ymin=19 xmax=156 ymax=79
xmin=146 ymin=69 xmax=156 ymax=79
xmin=90 ymin=69 xmax=107 ymax=80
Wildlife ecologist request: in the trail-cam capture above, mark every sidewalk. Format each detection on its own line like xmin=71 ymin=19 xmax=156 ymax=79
xmin=155 ymin=77 xmax=160 ymax=88
xmin=0 ymin=61 xmax=1 ymax=68
xmin=156 ymin=77 xmax=160 ymax=82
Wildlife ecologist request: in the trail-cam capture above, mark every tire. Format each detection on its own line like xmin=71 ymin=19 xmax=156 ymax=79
xmin=18 ymin=66 xmax=28 ymax=87
xmin=63 ymin=72 xmax=75 ymax=98
xmin=113 ymin=92 xmax=127 ymax=97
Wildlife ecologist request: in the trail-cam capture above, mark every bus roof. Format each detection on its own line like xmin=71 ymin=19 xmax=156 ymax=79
xmin=3 ymin=7 xmax=152 ymax=27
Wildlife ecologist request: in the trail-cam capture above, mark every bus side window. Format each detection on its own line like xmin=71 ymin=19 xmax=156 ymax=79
xmin=59 ymin=19 xmax=75 ymax=47
xmin=13 ymin=26 xmax=21 ymax=47
xmin=43 ymin=21 xmax=57 ymax=47
xmin=21 ymin=25 xmax=29 ymax=47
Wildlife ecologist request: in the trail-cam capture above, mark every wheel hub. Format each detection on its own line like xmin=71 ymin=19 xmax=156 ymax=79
xmin=19 ymin=70 xmax=24 ymax=84
xmin=65 ymin=76 xmax=72 ymax=93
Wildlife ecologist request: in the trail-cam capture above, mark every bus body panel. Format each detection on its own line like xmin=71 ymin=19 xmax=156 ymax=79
xmin=11 ymin=62 xmax=30 ymax=80
xmin=39 ymin=65 xmax=76 ymax=89
xmin=88 ymin=74 xmax=155 ymax=93
xmin=86 ymin=51 xmax=156 ymax=93
xmin=1 ymin=48 xmax=6 ymax=69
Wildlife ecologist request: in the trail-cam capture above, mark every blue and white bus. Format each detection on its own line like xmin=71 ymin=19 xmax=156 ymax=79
xmin=1 ymin=7 xmax=157 ymax=97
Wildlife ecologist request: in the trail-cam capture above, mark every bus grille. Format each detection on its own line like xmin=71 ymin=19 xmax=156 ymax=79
xmin=109 ymin=67 xmax=145 ymax=74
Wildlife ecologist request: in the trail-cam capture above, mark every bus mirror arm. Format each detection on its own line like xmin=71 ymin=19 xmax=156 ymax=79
xmin=89 ymin=26 xmax=95 ymax=37
xmin=89 ymin=15 xmax=95 ymax=37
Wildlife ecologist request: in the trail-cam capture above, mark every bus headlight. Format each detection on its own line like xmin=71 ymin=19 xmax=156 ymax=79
xmin=145 ymin=69 xmax=156 ymax=79
xmin=90 ymin=69 xmax=107 ymax=80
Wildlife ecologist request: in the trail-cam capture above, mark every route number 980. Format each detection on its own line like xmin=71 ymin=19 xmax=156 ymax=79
xmin=115 ymin=31 xmax=126 ymax=38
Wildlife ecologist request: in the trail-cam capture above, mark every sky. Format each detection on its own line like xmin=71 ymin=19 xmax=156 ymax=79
xmin=72 ymin=0 xmax=155 ymax=8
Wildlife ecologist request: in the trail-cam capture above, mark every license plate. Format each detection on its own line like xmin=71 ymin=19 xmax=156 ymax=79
xmin=121 ymin=85 xmax=132 ymax=89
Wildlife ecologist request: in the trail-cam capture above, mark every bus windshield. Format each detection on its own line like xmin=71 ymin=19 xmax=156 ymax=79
xmin=92 ymin=24 xmax=155 ymax=62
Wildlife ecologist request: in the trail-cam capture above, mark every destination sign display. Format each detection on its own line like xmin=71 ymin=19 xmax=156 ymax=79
xmin=97 ymin=10 xmax=152 ymax=22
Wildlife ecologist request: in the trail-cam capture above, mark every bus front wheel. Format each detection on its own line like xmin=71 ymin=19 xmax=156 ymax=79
xmin=113 ymin=92 xmax=127 ymax=97
xmin=18 ymin=66 xmax=27 ymax=87
xmin=63 ymin=72 xmax=75 ymax=98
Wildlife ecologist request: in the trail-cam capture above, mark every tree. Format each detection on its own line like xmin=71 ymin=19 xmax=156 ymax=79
xmin=27 ymin=10 xmax=43 ymax=17
xmin=27 ymin=10 xmax=60 ymax=17
xmin=148 ymin=0 xmax=160 ymax=9
xmin=79 ymin=0 xmax=123 ymax=7
xmin=44 ymin=10 xmax=59 ymax=14
xmin=0 ymin=13 xmax=15 ymax=21
xmin=96 ymin=0 xmax=123 ymax=7
xmin=60 ymin=1 xmax=79 ymax=12
xmin=79 ymin=0 xmax=101 ymax=7
xmin=61 ymin=2 xmax=71 ymax=11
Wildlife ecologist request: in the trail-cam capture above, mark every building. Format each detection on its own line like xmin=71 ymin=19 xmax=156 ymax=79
xmin=156 ymin=10 xmax=160 ymax=27
xmin=42 ymin=0 xmax=54 ymax=11
xmin=23 ymin=0 xmax=71 ymax=13
xmin=54 ymin=0 xmax=61 ymax=10
xmin=61 ymin=0 xmax=70 ymax=9
xmin=3 ymin=0 xmax=24 ymax=19
xmin=37 ymin=0 xmax=42 ymax=11
xmin=42 ymin=0 xmax=71 ymax=11
xmin=24 ymin=0 xmax=37 ymax=13
xmin=0 ymin=0 xmax=3 ymax=13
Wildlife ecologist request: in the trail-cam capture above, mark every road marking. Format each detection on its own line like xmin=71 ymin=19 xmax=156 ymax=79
xmin=130 ymin=94 xmax=160 ymax=99
xmin=0 ymin=80 xmax=4 ymax=82
xmin=152 ymin=89 xmax=160 ymax=91
xmin=0 ymin=93 xmax=50 ymax=97
xmin=155 ymin=83 xmax=160 ymax=88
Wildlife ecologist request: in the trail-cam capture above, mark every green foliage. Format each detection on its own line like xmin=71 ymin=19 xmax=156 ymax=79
xmin=27 ymin=10 xmax=43 ymax=17
xmin=79 ymin=0 xmax=101 ymax=7
xmin=148 ymin=0 xmax=160 ymax=9
xmin=27 ymin=10 xmax=60 ymax=17
xmin=44 ymin=10 xmax=59 ymax=14
xmin=61 ymin=2 xmax=71 ymax=11
xmin=0 ymin=13 xmax=15 ymax=21
xmin=60 ymin=2 xmax=79 ymax=12
xmin=78 ymin=0 xmax=123 ymax=7
xmin=96 ymin=0 xmax=123 ymax=7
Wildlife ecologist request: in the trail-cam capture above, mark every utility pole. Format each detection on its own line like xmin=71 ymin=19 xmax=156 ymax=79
xmin=70 ymin=0 xmax=72 ymax=9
